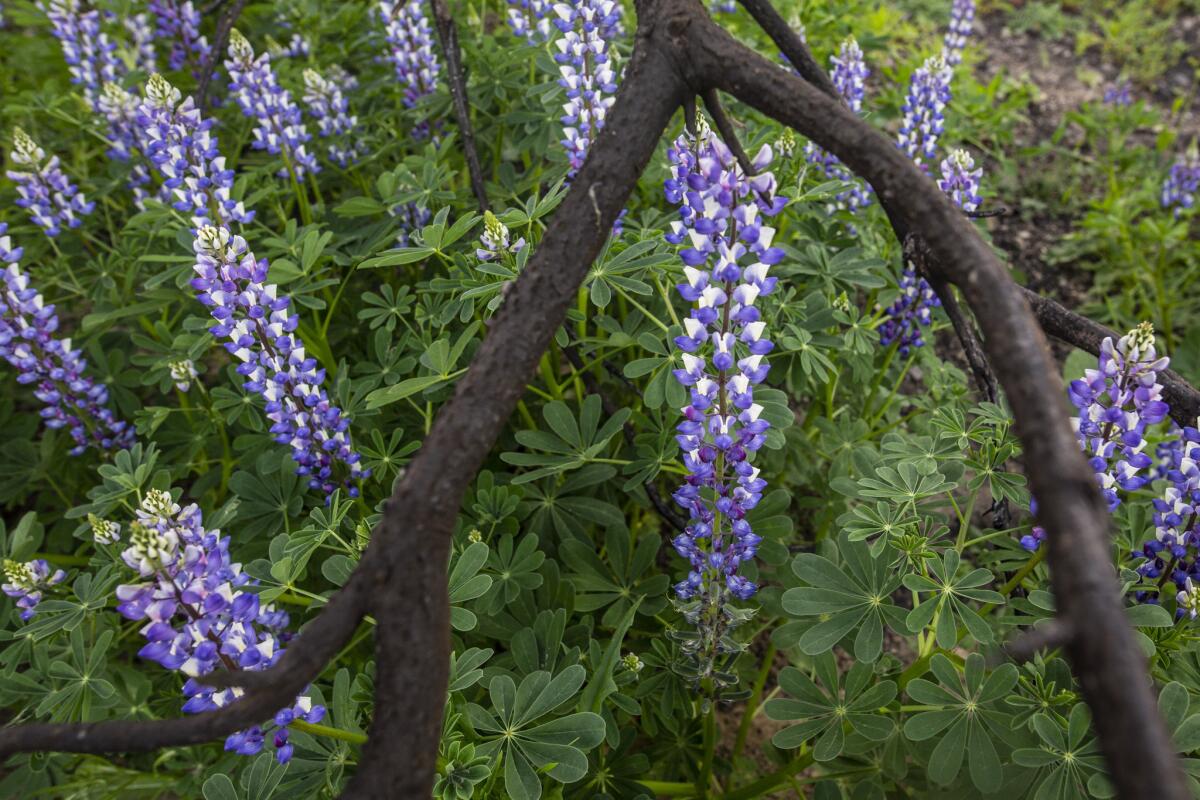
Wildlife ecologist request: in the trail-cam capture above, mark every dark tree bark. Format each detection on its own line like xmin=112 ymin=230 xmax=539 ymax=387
xmin=3 ymin=1 xmax=1196 ymax=798
xmin=430 ymin=0 xmax=491 ymax=213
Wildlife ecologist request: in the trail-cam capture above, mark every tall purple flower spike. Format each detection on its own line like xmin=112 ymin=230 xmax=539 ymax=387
xmin=6 ymin=128 xmax=95 ymax=238
xmin=552 ymin=0 xmax=620 ymax=177
xmin=225 ymin=30 xmax=320 ymax=181
xmin=302 ymin=68 xmax=362 ymax=167
xmin=148 ymin=0 xmax=211 ymax=73
xmin=112 ymin=489 xmax=325 ymax=764
xmin=39 ymin=0 xmax=122 ymax=111
xmin=0 ymin=225 xmax=134 ymax=455
xmin=803 ymin=37 xmax=872 ymax=213
xmin=663 ymin=120 xmax=788 ymax=606
xmin=897 ymin=54 xmax=952 ymax=171
xmin=941 ymin=0 xmax=975 ymax=67
xmin=378 ymin=0 xmax=440 ymax=138
xmin=1163 ymin=144 xmax=1199 ymax=216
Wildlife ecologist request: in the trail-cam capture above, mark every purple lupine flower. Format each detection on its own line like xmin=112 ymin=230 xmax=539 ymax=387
xmin=663 ymin=123 xmax=787 ymax=609
xmin=99 ymin=82 xmax=158 ymax=206
xmin=191 ymin=226 xmax=369 ymax=496
xmin=476 ymin=211 xmax=525 ymax=261
xmin=136 ymin=74 xmax=252 ymax=227
xmin=1132 ymin=424 xmax=1200 ymax=612
xmin=878 ymin=268 xmax=940 ymax=356
xmin=2 ymin=559 xmax=66 ymax=621
xmin=114 ymin=490 xmax=325 ymax=763
xmin=941 ymin=0 xmax=975 ymax=67
xmin=803 ymin=37 xmax=872 ymax=213
xmin=39 ymin=0 xmax=122 ymax=110
xmin=1068 ymin=322 xmax=1170 ymax=509
xmin=710 ymin=0 xmax=736 ymax=13
xmin=6 ymin=129 xmax=95 ymax=237
xmin=552 ymin=0 xmax=620 ymax=177
xmin=378 ymin=0 xmax=440 ymax=137
xmin=937 ymin=148 xmax=982 ymax=213
xmin=0 ymin=225 xmax=135 ymax=454
xmin=148 ymin=0 xmax=210 ymax=73
xmin=506 ymin=0 xmax=553 ymax=44
xmin=121 ymin=12 xmax=158 ymax=73
xmin=225 ymin=30 xmax=320 ymax=180
xmin=1163 ymin=145 xmax=1199 ymax=216
xmin=302 ymin=68 xmax=361 ymax=167
xmin=271 ymin=33 xmax=311 ymax=59
xmin=391 ymin=202 xmax=431 ymax=246
xmin=133 ymin=75 xmax=364 ymax=496
xmin=1104 ymin=80 xmax=1132 ymax=107
xmin=897 ymin=54 xmax=952 ymax=171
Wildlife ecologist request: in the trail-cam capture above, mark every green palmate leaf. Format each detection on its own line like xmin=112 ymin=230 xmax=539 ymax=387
xmin=902 ymin=549 xmax=1003 ymax=648
xmin=765 ymin=653 xmax=896 ymax=760
xmin=902 ymin=653 xmax=1018 ymax=793
xmin=502 ymin=395 xmax=630 ymax=484
xmin=781 ymin=532 xmax=907 ymax=662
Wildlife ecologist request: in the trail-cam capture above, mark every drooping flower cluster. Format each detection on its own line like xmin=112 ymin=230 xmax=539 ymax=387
xmin=378 ymin=0 xmax=440 ymax=133
xmin=135 ymin=74 xmax=252 ymax=227
xmin=552 ymin=0 xmax=620 ymax=177
xmin=1133 ymin=425 xmax=1200 ymax=609
xmin=2 ymin=558 xmax=66 ymax=621
xmin=506 ymin=0 xmax=553 ymax=43
xmin=1068 ymin=323 xmax=1170 ymax=509
xmin=937 ymin=148 xmax=982 ymax=213
xmin=1162 ymin=146 xmax=1199 ymax=216
xmin=148 ymin=0 xmax=210 ymax=73
xmin=225 ymin=30 xmax=319 ymax=180
xmin=940 ymin=0 xmax=975 ymax=67
xmin=39 ymin=0 xmax=122 ymax=110
xmin=803 ymin=37 xmax=872 ymax=213
xmin=302 ymin=68 xmax=361 ymax=167
xmin=191 ymin=226 xmax=368 ymax=496
xmin=897 ymin=54 xmax=952 ymax=171
xmin=0 ymin=225 xmax=134 ymax=454
xmin=112 ymin=490 xmax=324 ymax=763
xmin=663 ymin=123 xmax=787 ymax=609
xmin=6 ymin=128 xmax=95 ymax=237
xmin=476 ymin=211 xmax=526 ymax=262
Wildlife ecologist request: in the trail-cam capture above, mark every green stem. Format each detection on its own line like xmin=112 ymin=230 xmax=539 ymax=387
xmin=698 ymin=702 xmax=717 ymax=795
xmin=721 ymin=752 xmax=814 ymax=800
xmin=636 ymin=781 xmax=697 ymax=798
xmin=290 ymin=719 xmax=367 ymax=745
xmin=732 ymin=641 xmax=776 ymax=762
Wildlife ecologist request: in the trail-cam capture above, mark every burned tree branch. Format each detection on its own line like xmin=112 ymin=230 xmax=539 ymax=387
xmin=196 ymin=0 xmax=247 ymax=111
xmin=1022 ymin=285 xmax=1200 ymax=428
xmin=687 ymin=4 xmax=1188 ymax=795
xmin=430 ymin=0 xmax=490 ymax=214
xmin=702 ymin=88 xmax=757 ymax=177
xmin=0 ymin=565 xmax=372 ymax=754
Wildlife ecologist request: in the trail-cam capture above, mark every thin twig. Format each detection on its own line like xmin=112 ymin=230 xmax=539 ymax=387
xmin=702 ymin=89 xmax=756 ymax=177
xmin=196 ymin=0 xmax=248 ymax=111
xmin=430 ymin=0 xmax=490 ymax=213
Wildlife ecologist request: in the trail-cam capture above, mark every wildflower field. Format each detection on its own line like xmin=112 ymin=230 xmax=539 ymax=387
xmin=0 ymin=0 xmax=1198 ymax=797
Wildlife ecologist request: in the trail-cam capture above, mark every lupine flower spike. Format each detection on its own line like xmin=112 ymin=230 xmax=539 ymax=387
xmin=3 ymin=559 xmax=66 ymax=620
xmin=803 ymin=37 xmax=872 ymax=213
xmin=378 ymin=0 xmax=440 ymax=138
xmin=941 ymin=0 xmax=975 ymax=67
xmin=1104 ymin=81 xmax=1133 ymax=107
xmin=6 ymin=128 xmax=95 ymax=237
xmin=114 ymin=490 xmax=324 ymax=763
xmin=225 ymin=30 xmax=320 ymax=180
xmin=1162 ymin=143 xmax=1200 ymax=216
xmin=135 ymin=76 xmax=366 ymax=496
xmin=39 ymin=0 xmax=122 ymax=111
xmin=937 ymin=148 xmax=983 ymax=213
xmin=137 ymin=74 xmax=252 ymax=227
xmin=0 ymin=226 xmax=134 ymax=454
xmin=552 ymin=0 xmax=620 ymax=177
xmin=897 ymin=54 xmax=952 ymax=171
xmin=302 ymin=68 xmax=362 ymax=167
xmin=476 ymin=212 xmax=526 ymax=262
xmin=1133 ymin=423 xmax=1200 ymax=611
xmin=506 ymin=0 xmax=553 ymax=44
xmin=1027 ymin=325 xmax=1171 ymax=550
xmin=662 ymin=120 xmax=787 ymax=683
xmin=148 ymin=0 xmax=210 ymax=73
